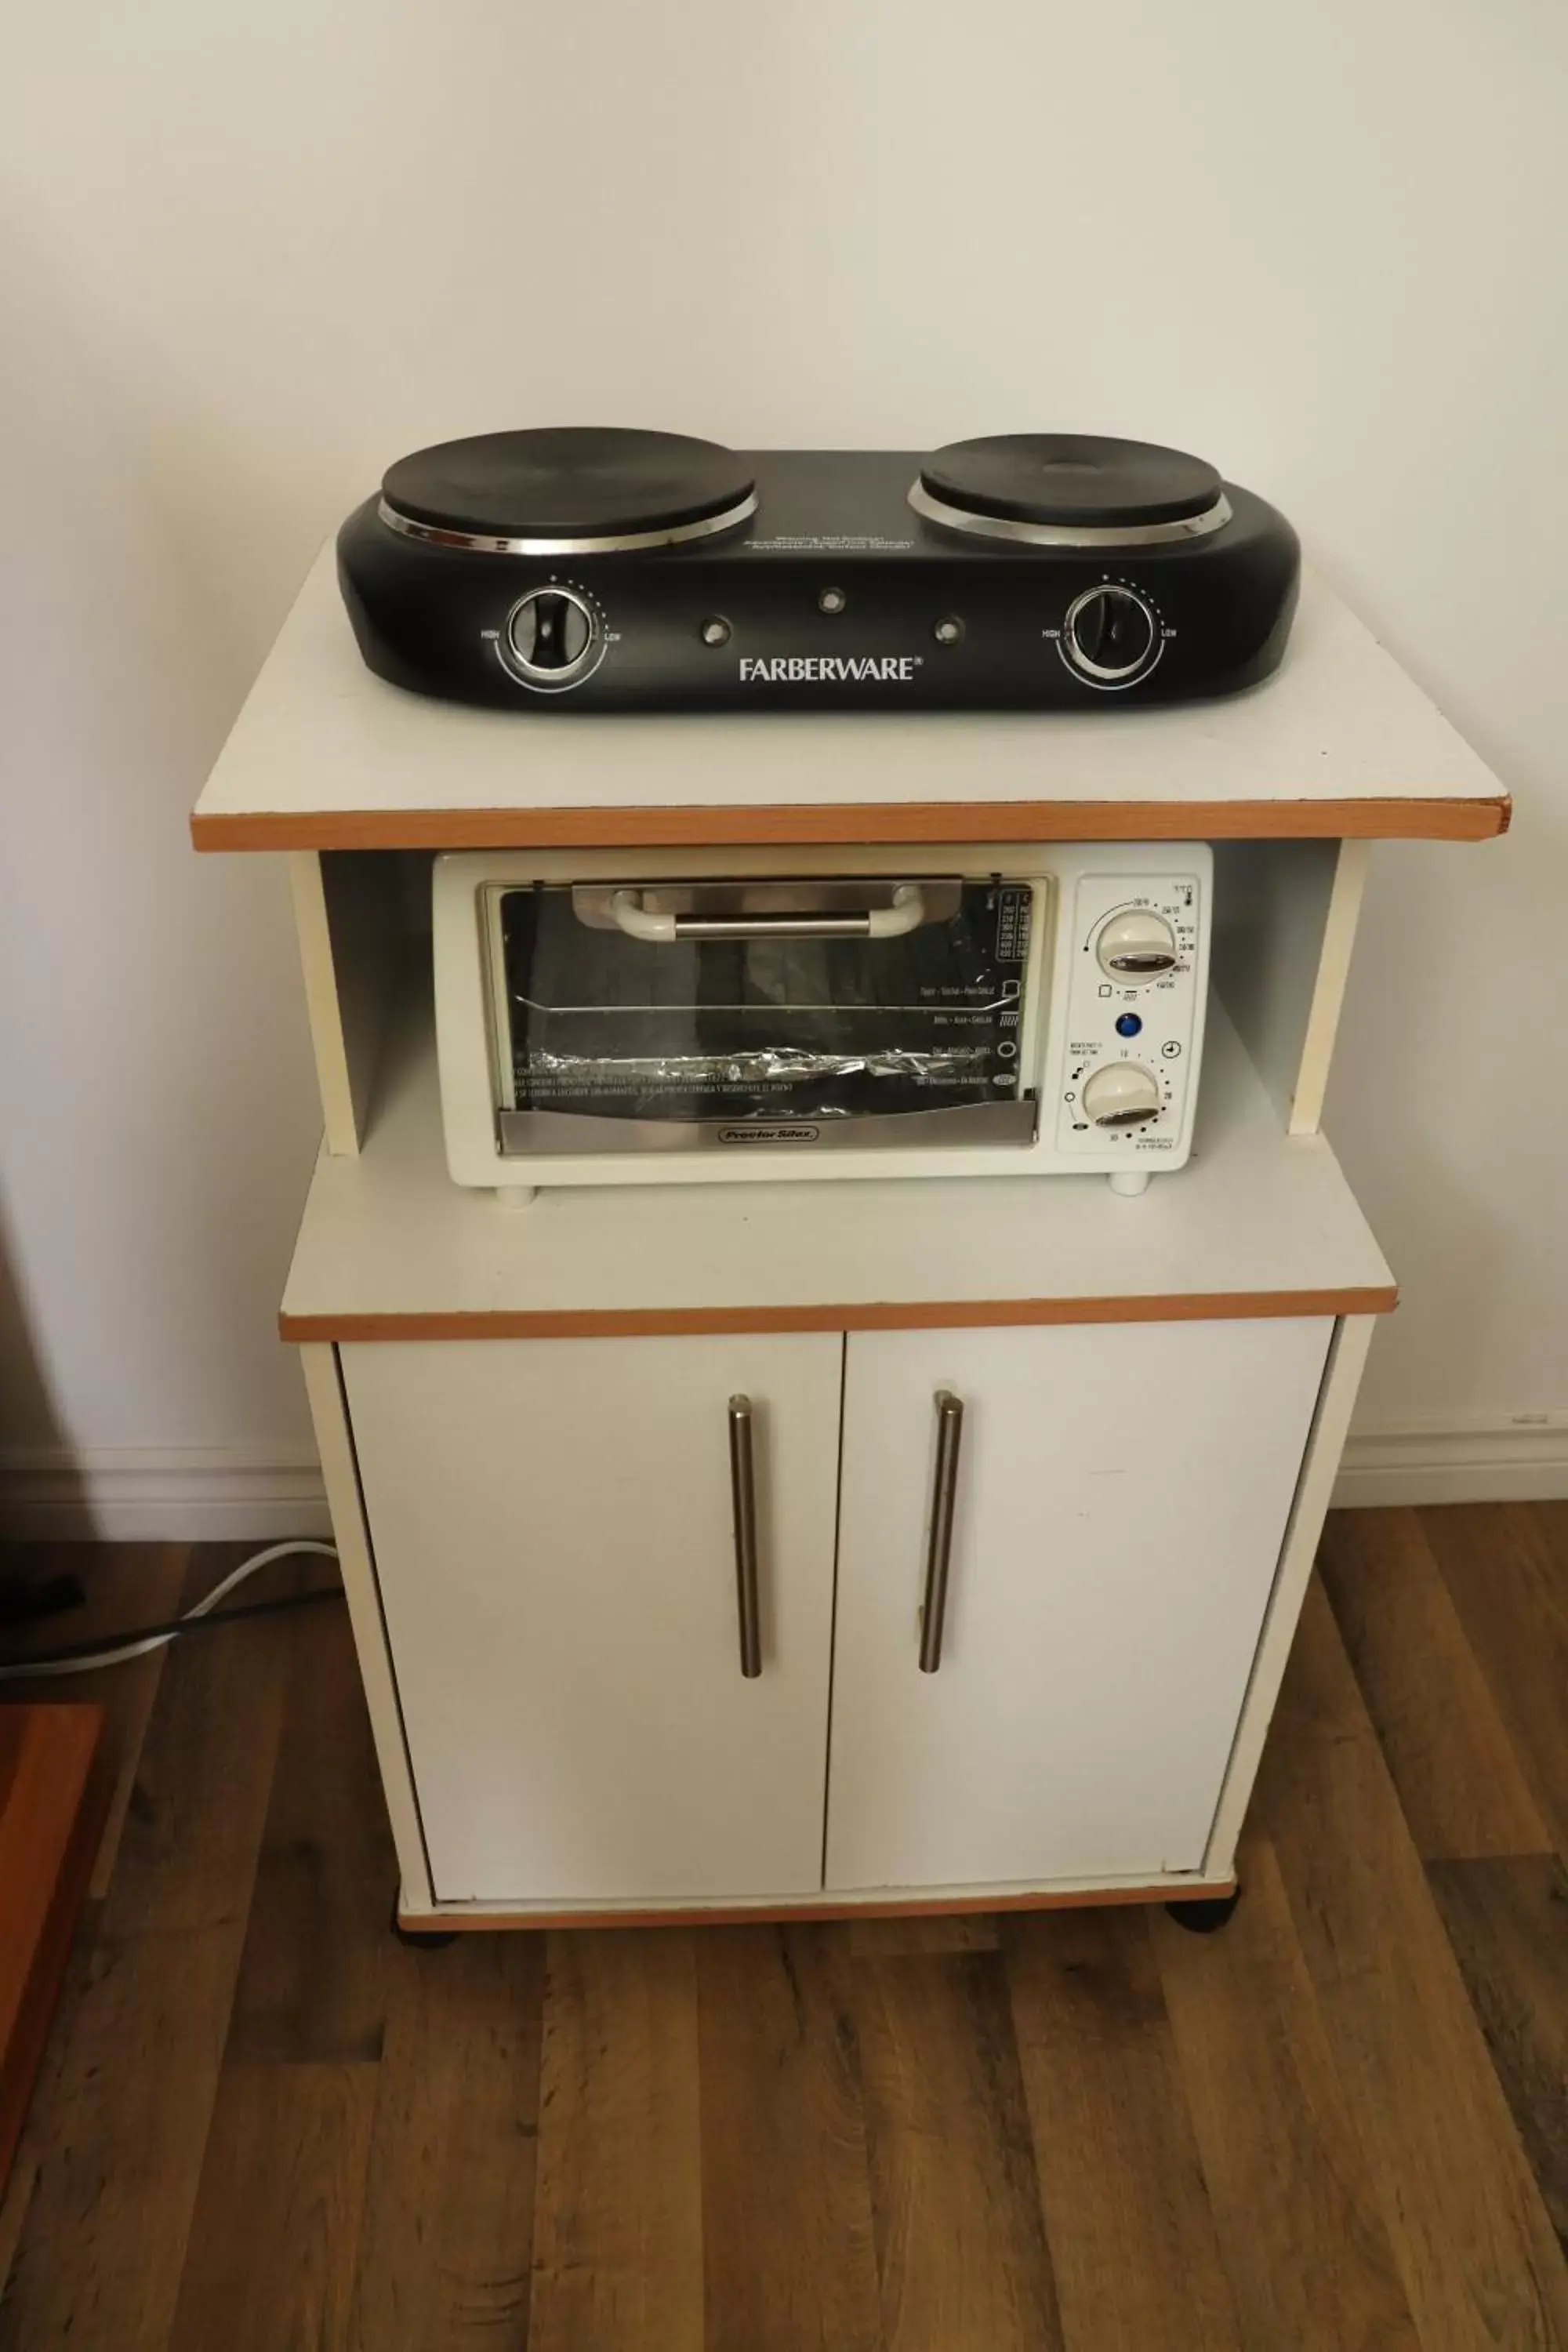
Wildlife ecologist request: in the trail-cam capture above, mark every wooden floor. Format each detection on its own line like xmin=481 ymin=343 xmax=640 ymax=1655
xmin=1 ymin=1502 xmax=1564 ymax=2350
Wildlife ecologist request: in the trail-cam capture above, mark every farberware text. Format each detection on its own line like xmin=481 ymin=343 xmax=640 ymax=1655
xmin=738 ymin=655 xmax=919 ymax=684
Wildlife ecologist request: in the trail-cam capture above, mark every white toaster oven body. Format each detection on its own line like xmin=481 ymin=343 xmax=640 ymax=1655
xmin=432 ymin=841 xmax=1210 ymax=1192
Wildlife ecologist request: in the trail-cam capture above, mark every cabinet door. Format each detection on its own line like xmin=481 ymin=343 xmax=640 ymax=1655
xmin=826 ymin=1318 xmax=1332 ymax=1892
xmin=343 ymin=1334 xmax=842 ymax=1905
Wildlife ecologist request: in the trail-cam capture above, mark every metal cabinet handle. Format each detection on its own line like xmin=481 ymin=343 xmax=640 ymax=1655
xmin=728 ymin=1396 xmax=763 ymax=1679
xmin=609 ymin=884 xmax=926 ymax=943
xmin=918 ymin=1391 xmax=965 ymax=1673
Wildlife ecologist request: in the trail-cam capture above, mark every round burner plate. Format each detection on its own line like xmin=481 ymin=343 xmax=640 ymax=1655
xmin=379 ymin=426 xmax=758 ymax=555
xmin=912 ymin=434 xmax=1230 ymax=547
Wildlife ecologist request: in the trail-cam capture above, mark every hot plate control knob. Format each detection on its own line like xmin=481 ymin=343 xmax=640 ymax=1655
xmin=1062 ymin=585 xmax=1157 ymax=684
xmin=504 ymin=586 xmax=601 ymax=688
xmin=1081 ymin=1062 xmax=1163 ymax=1130
xmin=1096 ymin=908 xmax=1179 ymax=980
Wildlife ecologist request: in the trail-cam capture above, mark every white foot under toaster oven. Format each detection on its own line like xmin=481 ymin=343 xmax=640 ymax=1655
xmin=431 ymin=842 xmax=1210 ymax=1196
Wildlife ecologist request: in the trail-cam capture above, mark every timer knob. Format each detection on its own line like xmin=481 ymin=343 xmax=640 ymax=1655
xmin=504 ymin=586 xmax=601 ymax=688
xmin=1063 ymin=585 xmax=1157 ymax=684
xmin=1097 ymin=908 xmax=1179 ymax=980
xmin=1082 ymin=1062 xmax=1163 ymax=1130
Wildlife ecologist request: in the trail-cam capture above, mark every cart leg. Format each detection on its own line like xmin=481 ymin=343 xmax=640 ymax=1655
xmin=1164 ymin=1886 xmax=1243 ymax=1934
xmin=390 ymin=1893 xmax=459 ymax=1949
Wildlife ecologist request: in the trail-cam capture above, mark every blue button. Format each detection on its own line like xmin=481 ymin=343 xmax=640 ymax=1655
xmin=1115 ymin=1012 xmax=1143 ymax=1037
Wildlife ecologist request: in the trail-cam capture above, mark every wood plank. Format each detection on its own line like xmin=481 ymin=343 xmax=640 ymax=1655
xmin=0 ymin=1581 xmax=292 ymax=2352
xmin=1427 ymin=1856 xmax=1568 ymax=2259
xmin=0 ymin=1894 xmax=103 ymax=2307
xmin=1008 ymin=1905 xmax=1243 ymax=2352
xmin=855 ymin=1949 xmax=1062 ymax=2352
xmin=1536 ymin=1501 xmax=1568 ymax=1586
xmin=81 ymin=1553 xmax=190 ymax=1901
xmin=697 ymin=1926 xmax=880 ymax=2352
xmin=282 ymin=1284 xmax=1396 ymax=1344
xmin=0 ymin=1541 xmax=189 ymax=1900
xmin=351 ymin=1933 xmax=544 ymax=2348
xmin=1422 ymin=1503 xmax=1568 ymax=1860
xmin=0 ymin=2101 xmax=39 ymax=2305
xmin=0 ymin=1551 xmax=180 ymax=2299
xmin=0 ymin=1707 xmax=107 ymax=2192
xmin=0 ymin=1543 xmax=169 ymax=2264
xmin=0 ymin=1543 xmax=180 ymax=2296
xmin=221 ymin=1599 xmax=391 ymax=2066
xmin=848 ymin=1915 xmax=1000 ymax=1956
xmin=1256 ymin=1577 xmax=1568 ymax=2346
xmin=1155 ymin=1835 xmax=1419 ymax=2350
xmin=1319 ymin=1507 xmax=1552 ymax=1861
xmin=154 ymin=1601 xmax=390 ymax=2344
xmin=192 ymin=793 xmax=1512 ymax=854
xmin=528 ymin=1929 xmax=703 ymax=2352
xmin=166 ymin=2063 xmax=376 ymax=2352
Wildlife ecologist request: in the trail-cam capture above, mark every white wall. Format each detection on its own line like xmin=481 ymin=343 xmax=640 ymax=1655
xmin=2 ymin=0 xmax=1566 ymax=1525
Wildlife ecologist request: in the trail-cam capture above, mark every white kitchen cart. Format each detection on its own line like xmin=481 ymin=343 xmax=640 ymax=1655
xmin=194 ymin=550 xmax=1507 ymax=1935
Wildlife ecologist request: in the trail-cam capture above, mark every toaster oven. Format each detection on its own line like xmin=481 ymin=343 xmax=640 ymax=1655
xmin=431 ymin=842 xmax=1210 ymax=1194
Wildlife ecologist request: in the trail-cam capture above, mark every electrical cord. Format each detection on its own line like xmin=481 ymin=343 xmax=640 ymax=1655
xmin=0 ymin=1540 xmax=340 ymax=1679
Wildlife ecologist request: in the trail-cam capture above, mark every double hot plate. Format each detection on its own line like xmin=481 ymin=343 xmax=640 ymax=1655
xmin=338 ymin=426 xmax=1299 ymax=711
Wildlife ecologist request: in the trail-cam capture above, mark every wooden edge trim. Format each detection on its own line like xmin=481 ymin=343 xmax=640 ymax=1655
xmin=282 ymin=1283 xmax=1397 ymax=1344
xmin=193 ymin=794 xmax=1511 ymax=854
xmin=394 ymin=1878 xmax=1238 ymax=1933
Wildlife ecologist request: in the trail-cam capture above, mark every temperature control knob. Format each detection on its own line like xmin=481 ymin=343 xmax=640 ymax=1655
xmin=1082 ymin=1062 xmax=1163 ymax=1130
xmin=1062 ymin=585 xmax=1157 ymax=684
xmin=1097 ymin=908 xmax=1178 ymax=980
xmin=504 ymin=586 xmax=601 ymax=689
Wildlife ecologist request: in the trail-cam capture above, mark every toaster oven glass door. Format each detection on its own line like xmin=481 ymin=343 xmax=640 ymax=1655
xmin=486 ymin=877 xmax=1039 ymax=1154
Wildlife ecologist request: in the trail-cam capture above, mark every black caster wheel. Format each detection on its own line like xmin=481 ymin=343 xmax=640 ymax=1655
xmin=390 ymin=1895 xmax=459 ymax=1949
xmin=1164 ymin=1887 xmax=1243 ymax=1935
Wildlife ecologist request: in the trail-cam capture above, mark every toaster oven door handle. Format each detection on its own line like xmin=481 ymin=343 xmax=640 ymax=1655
xmin=607 ymin=885 xmax=927 ymax=944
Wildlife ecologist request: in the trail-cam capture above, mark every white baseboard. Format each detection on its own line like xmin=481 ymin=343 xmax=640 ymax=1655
xmin=0 ymin=1446 xmax=334 ymax=1542
xmin=1332 ymin=1414 xmax=1568 ymax=1508
xmin=2 ymin=1415 xmax=1564 ymax=1541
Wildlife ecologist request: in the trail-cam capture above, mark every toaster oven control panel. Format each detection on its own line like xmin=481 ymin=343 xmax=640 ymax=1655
xmin=1054 ymin=873 xmax=1202 ymax=1159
